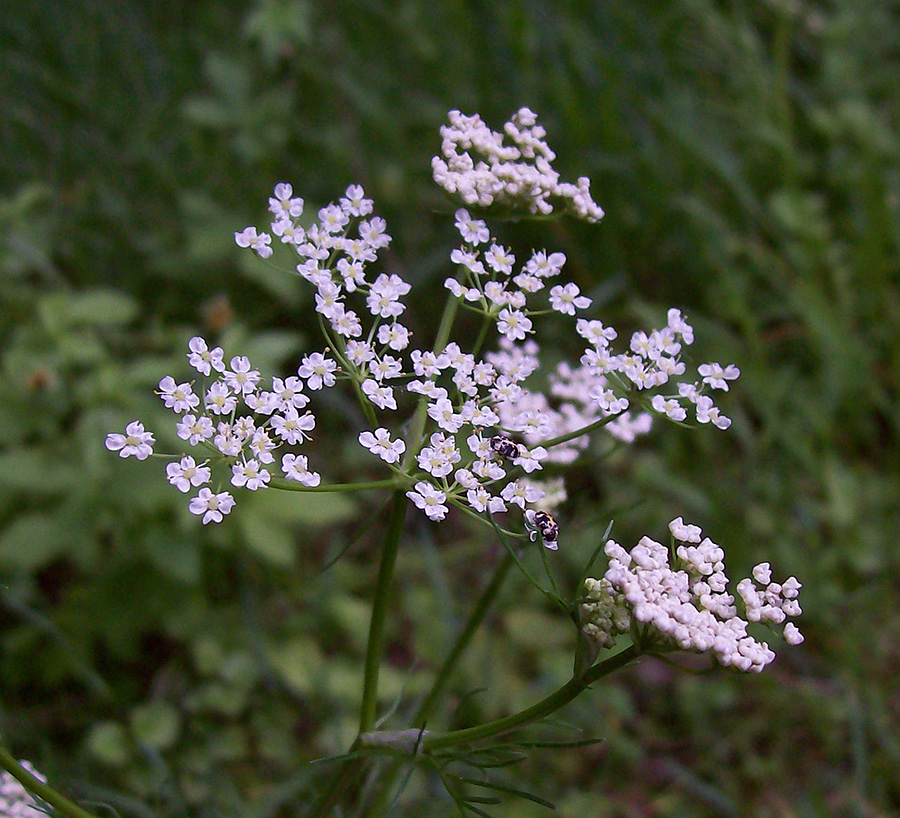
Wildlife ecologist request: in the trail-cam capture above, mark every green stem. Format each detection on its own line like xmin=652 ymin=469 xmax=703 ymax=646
xmin=414 ymin=551 xmax=515 ymax=726
xmin=423 ymin=644 xmax=640 ymax=750
xmin=268 ymin=477 xmax=401 ymax=492
xmin=359 ymin=490 xmax=408 ymax=734
xmin=539 ymin=413 xmax=620 ymax=450
xmin=0 ymin=748 xmax=101 ymax=818
xmin=400 ymin=291 xmax=460 ymax=471
xmin=307 ymin=492 xmax=408 ymax=817
xmin=358 ymin=551 xmax=516 ymax=818
xmin=470 ymin=315 xmax=493 ymax=359
xmin=310 ymin=292 xmax=462 ymax=816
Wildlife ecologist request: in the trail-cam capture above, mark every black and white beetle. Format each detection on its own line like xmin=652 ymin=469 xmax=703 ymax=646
xmin=530 ymin=509 xmax=560 ymax=546
xmin=489 ymin=434 xmax=523 ymax=460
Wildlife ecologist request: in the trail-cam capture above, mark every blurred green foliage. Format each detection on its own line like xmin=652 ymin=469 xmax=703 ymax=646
xmin=1 ymin=0 xmax=899 ymax=816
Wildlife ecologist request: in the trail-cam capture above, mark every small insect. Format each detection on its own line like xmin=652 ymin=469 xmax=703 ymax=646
xmin=489 ymin=434 xmax=523 ymax=460
xmin=528 ymin=509 xmax=560 ymax=548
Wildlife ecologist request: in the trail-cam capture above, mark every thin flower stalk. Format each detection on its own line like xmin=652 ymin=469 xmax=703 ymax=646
xmin=423 ymin=644 xmax=641 ymax=752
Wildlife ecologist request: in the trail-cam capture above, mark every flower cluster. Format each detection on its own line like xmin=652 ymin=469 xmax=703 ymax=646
xmin=0 ymin=762 xmax=45 ymax=818
xmin=106 ymin=336 xmax=323 ymax=524
xmin=432 ymin=108 xmax=605 ymax=222
xmin=106 ymin=110 xmax=740 ymax=553
xmin=580 ymin=518 xmax=803 ymax=672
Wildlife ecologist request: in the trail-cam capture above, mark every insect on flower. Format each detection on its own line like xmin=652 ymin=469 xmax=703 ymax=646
xmin=527 ymin=509 xmax=560 ymax=548
xmin=490 ymin=433 xmax=524 ymax=460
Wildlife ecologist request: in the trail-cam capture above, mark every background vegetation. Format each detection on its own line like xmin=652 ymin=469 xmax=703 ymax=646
xmin=1 ymin=0 xmax=898 ymax=815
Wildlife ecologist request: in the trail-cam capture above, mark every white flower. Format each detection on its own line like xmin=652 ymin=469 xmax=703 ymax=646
xmin=231 ymin=459 xmax=271 ymax=491
xmin=667 ymin=308 xmax=694 ymax=344
xmin=454 ymin=209 xmax=490 ymax=244
xmin=513 ymin=446 xmax=547 ymax=473
xmin=337 ymin=258 xmax=366 ymax=291
xmin=549 ymin=283 xmax=591 ymax=315
xmin=432 ymin=109 xmax=604 ymax=222
xmin=224 ymin=356 xmax=262 ymax=396
xmin=166 ymin=456 xmax=210 ymax=493
xmin=346 ymin=340 xmax=376 ymax=366
xmin=318 ymin=203 xmax=349 ymax=233
xmin=406 ymin=481 xmax=448 ymax=521
xmin=314 ymin=281 xmax=343 ymax=318
xmin=189 ymin=488 xmax=236 ymax=524
xmin=576 ymin=319 xmax=617 ymax=346
xmin=443 ymin=343 xmax=476 ymax=374
xmin=698 ymin=362 xmax=741 ymax=391
xmin=500 ymin=480 xmax=542 ymax=508
xmin=246 ymin=390 xmax=279 ymax=415
xmin=361 ymin=379 xmax=397 ymax=410
xmin=177 ymin=414 xmax=214 ymax=445
xmin=411 ymin=349 xmax=446 ymax=377
xmin=205 ymin=381 xmax=238 ymax=415
xmin=359 ymin=428 xmax=406 ymax=464
xmin=299 ymin=352 xmax=338 ymax=390
xmin=158 ymin=376 xmax=200 ymax=413
xmin=467 ymin=486 xmax=506 ymax=514
xmin=695 ymin=395 xmax=732 ymax=430
xmin=496 ymin=309 xmax=532 ymax=341
xmin=651 ymin=395 xmax=687 ymax=422
xmin=213 ymin=423 xmax=243 ymax=456
xmin=359 ymin=216 xmax=391 ymax=249
xmin=485 ymin=244 xmax=515 ymax=275
xmin=408 ymin=380 xmax=448 ymax=400
xmin=272 ymin=216 xmax=304 ymax=246
xmin=367 ymin=273 xmax=410 ymax=318
xmin=376 ymin=322 xmax=411 ymax=351
xmin=427 ymin=397 xmax=463 ymax=432
xmin=269 ymin=182 xmax=305 ymax=219
xmin=416 ymin=436 xmax=459 ymax=478
xmin=271 ymin=407 xmax=316 ymax=444
xmin=340 ymin=183 xmax=373 ymax=217
xmin=234 ymin=226 xmax=273 ymax=258
xmin=445 ymin=277 xmax=479 ymax=300
xmin=783 ymin=622 xmax=804 ymax=645
xmin=187 ymin=336 xmax=225 ymax=375
xmin=525 ymin=250 xmax=567 ymax=278
xmin=106 ymin=421 xmax=155 ymax=460
xmin=369 ymin=355 xmax=403 ymax=382
xmin=271 ymin=376 xmax=310 ymax=411
xmin=582 ymin=523 xmax=802 ymax=672
xmin=752 ymin=562 xmax=772 ymax=584
xmin=281 ymin=453 xmax=321 ymax=486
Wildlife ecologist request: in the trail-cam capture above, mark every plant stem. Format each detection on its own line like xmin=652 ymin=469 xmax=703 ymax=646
xmin=0 ymin=748 xmax=101 ymax=818
xmin=359 ymin=490 xmax=409 ymax=734
xmin=539 ymin=413 xmax=620 ymax=449
xmin=423 ymin=644 xmax=640 ymax=750
xmin=358 ymin=551 xmax=516 ymax=818
xmin=413 ymin=551 xmax=515 ymax=726
xmin=306 ymin=492 xmax=408 ymax=818
xmin=311 ymin=291 xmax=462 ymax=816
xmin=470 ymin=315 xmax=493 ymax=359
xmin=268 ymin=477 xmax=401 ymax=492
xmin=401 ymin=291 xmax=459 ymax=471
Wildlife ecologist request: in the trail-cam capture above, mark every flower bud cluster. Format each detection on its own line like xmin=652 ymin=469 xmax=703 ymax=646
xmin=432 ymin=108 xmax=605 ymax=222
xmin=0 ymin=762 xmax=46 ymax=818
xmin=581 ymin=518 xmax=803 ymax=672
